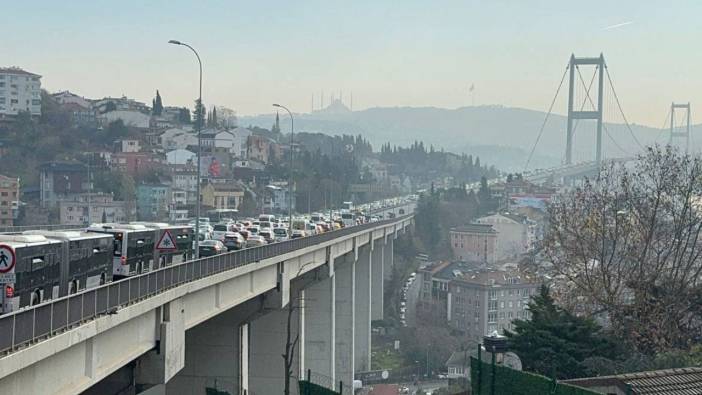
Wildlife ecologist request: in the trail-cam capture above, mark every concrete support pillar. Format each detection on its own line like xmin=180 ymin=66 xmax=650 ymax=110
xmin=301 ymin=270 xmax=336 ymax=382
xmin=371 ymin=240 xmax=384 ymax=321
xmin=136 ymin=298 xmax=186 ymax=392
xmin=335 ymin=252 xmax=355 ymax=387
xmin=167 ymin=297 xmax=258 ymax=395
xmin=249 ymin=294 xmax=302 ymax=394
xmin=354 ymin=243 xmax=372 ymax=372
xmin=384 ymin=237 xmax=394 ymax=281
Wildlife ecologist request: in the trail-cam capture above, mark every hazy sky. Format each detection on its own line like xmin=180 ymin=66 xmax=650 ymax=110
xmin=3 ymin=1 xmax=701 ymax=125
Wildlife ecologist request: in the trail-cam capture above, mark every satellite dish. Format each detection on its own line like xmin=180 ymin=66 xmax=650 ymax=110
xmin=381 ymin=370 xmax=389 ymax=379
xmin=503 ymin=352 xmax=522 ymax=371
xmin=345 ymin=144 xmax=354 ymax=153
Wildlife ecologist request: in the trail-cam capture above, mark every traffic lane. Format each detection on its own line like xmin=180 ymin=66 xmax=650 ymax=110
xmin=405 ymin=273 xmax=422 ymax=327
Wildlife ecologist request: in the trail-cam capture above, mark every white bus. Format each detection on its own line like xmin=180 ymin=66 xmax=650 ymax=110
xmin=86 ymin=224 xmax=156 ymax=279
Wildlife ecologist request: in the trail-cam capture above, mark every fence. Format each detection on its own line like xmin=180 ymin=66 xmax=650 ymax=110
xmin=470 ymin=355 xmax=600 ymax=395
xmin=0 ymin=214 xmax=412 ymax=356
xmin=299 ymin=369 xmax=349 ymax=395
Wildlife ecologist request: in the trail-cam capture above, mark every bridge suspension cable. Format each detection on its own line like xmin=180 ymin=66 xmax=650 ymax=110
xmin=574 ymin=64 xmax=632 ymax=157
xmin=653 ymin=107 xmax=671 ymax=143
xmin=524 ymin=63 xmax=570 ymax=171
xmin=605 ymin=67 xmax=644 ymax=150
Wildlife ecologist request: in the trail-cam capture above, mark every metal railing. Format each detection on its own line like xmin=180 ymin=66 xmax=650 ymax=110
xmin=0 ymin=213 xmax=412 ymax=356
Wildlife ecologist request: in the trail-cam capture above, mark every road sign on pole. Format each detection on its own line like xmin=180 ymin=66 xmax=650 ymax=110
xmin=0 ymin=244 xmax=16 ymax=273
xmin=156 ymin=230 xmax=177 ymax=251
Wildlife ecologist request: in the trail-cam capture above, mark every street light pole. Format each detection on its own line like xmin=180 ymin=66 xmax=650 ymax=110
xmin=273 ymin=104 xmax=294 ymax=235
xmin=169 ymin=39 xmax=203 ymax=258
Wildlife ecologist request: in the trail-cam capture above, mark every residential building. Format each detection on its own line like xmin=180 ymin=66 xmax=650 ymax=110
xmin=136 ymin=184 xmax=171 ymax=221
xmin=115 ymin=139 xmax=140 ymax=153
xmin=231 ymin=127 xmax=252 ymax=158
xmin=0 ymin=67 xmax=41 ymax=117
xmin=0 ymin=175 xmax=19 ymax=226
xmin=262 ymin=182 xmax=295 ymax=214
xmin=61 ymin=102 xmax=96 ymax=127
xmin=161 ymin=106 xmax=186 ymax=123
xmin=201 ymin=182 xmax=244 ymax=211
xmin=450 ymin=224 xmax=498 ymax=264
xmin=170 ymin=166 xmax=198 ymax=204
xmin=159 ymin=128 xmax=197 ymax=150
xmin=58 ymin=194 xmax=131 ymax=225
xmin=98 ymin=110 xmax=151 ymax=129
xmin=247 ymin=134 xmax=279 ymax=164
xmin=109 ymin=152 xmax=164 ymax=176
xmin=420 ymin=261 xmax=540 ymax=342
xmin=52 ymin=90 xmax=91 ymax=108
xmin=92 ymin=96 xmax=149 ymax=114
xmin=171 ymin=189 xmax=188 ymax=207
xmin=166 ymin=149 xmax=196 ymax=165
xmin=475 ymin=212 xmax=537 ymax=260
xmin=39 ymin=162 xmax=89 ymax=208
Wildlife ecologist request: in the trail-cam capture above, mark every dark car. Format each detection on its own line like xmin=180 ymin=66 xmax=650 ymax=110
xmin=223 ymin=232 xmax=245 ymax=251
xmin=199 ymin=239 xmax=225 ymax=257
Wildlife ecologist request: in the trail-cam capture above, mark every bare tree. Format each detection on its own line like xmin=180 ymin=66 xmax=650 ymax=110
xmin=545 ymin=146 xmax=702 ymax=353
xmin=282 ymin=262 xmax=316 ymax=395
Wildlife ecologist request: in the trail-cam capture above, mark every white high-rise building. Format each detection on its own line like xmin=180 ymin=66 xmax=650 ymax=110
xmin=0 ymin=67 xmax=42 ymax=117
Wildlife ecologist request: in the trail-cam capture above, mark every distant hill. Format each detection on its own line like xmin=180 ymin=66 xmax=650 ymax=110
xmin=242 ymin=105 xmax=699 ymax=171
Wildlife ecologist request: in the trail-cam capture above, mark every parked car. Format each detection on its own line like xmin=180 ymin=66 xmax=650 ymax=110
xmin=223 ymin=232 xmax=245 ymax=251
xmin=245 ymin=235 xmax=267 ymax=248
xmin=199 ymin=239 xmax=225 ymax=256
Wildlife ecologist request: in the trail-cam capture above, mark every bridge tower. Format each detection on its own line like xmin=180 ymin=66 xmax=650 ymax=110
xmin=565 ymin=53 xmax=605 ymax=165
xmin=669 ymin=102 xmax=691 ymax=152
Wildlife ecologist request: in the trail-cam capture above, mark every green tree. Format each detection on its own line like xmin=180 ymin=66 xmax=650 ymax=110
xmin=106 ymin=120 xmax=128 ymax=140
xmin=505 ymin=286 xmax=620 ymax=379
xmin=152 ymin=90 xmax=163 ymax=115
xmin=193 ymin=99 xmax=206 ymax=130
xmin=178 ymin=107 xmax=191 ymax=124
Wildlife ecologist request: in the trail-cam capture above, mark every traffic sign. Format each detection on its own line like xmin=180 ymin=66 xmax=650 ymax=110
xmin=156 ymin=230 xmax=177 ymax=251
xmin=0 ymin=244 xmax=15 ymax=274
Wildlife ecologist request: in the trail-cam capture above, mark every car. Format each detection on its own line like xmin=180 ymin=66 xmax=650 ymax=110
xmin=199 ymin=240 xmax=225 ymax=257
xmin=258 ymin=229 xmax=274 ymax=244
xmin=290 ymin=229 xmax=306 ymax=239
xmin=273 ymin=227 xmax=289 ymax=242
xmin=437 ymin=373 xmax=448 ymax=379
xmin=211 ymin=224 xmax=229 ymax=241
xmin=259 ymin=221 xmax=272 ymax=229
xmin=247 ymin=226 xmax=259 ymax=235
xmin=245 ymin=235 xmax=267 ymax=248
xmin=222 ymin=232 xmax=245 ymax=251
xmin=238 ymin=229 xmax=250 ymax=240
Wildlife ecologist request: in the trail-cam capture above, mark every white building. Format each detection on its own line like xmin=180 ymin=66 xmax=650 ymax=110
xmin=159 ymin=128 xmax=197 ymax=150
xmin=474 ymin=212 xmax=537 ymax=260
xmin=0 ymin=67 xmax=41 ymax=117
xmin=52 ymin=91 xmax=91 ymax=109
xmin=58 ymin=194 xmax=131 ymax=225
xmin=231 ymin=127 xmax=252 ymax=159
xmin=99 ymin=110 xmax=150 ymax=129
xmin=166 ymin=149 xmax=196 ymax=165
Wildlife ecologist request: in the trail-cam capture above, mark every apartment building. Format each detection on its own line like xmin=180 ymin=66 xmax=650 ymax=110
xmin=0 ymin=67 xmax=41 ymax=117
xmin=449 ymin=224 xmax=497 ymax=264
xmin=0 ymin=175 xmax=19 ymax=226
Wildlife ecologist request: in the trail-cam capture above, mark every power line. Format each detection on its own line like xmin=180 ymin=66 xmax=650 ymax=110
xmin=524 ymin=64 xmax=570 ymax=171
xmin=605 ymin=66 xmax=644 ymax=150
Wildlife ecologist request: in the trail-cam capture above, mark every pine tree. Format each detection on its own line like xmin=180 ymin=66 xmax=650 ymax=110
xmin=211 ymin=106 xmax=218 ymax=128
xmin=505 ymin=286 xmax=620 ymax=379
xmin=193 ymin=99 xmax=206 ymax=130
xmin=153 ymin=90 xmax=163 ymax=116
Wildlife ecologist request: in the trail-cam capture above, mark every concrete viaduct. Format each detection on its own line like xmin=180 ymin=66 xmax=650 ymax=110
xmin=0 ymin=205 xmax=413 ymax=395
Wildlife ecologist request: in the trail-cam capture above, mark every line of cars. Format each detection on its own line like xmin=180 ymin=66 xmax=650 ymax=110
xmin=399 ymin=271 xmax=416 ymax=327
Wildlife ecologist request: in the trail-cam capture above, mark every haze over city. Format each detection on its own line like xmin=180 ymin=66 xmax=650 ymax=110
xmin=4 ymin=0 xmax=701 ymax=125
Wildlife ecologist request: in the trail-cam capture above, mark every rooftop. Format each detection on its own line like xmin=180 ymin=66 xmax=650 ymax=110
xmin=564 ymin=367 xmax=702 ymax=395
xmin=451 ymin=224 xmax=496 ymax=234
xmin=0 ymin=67 xmax=41 ymax=77
xmin=429 ymin=260 xmax=538 ymax=286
